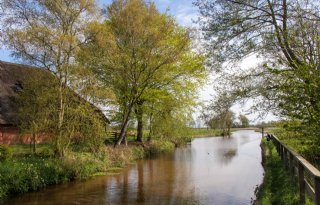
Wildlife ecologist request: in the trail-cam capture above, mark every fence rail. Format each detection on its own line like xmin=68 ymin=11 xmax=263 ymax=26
xmin=270 ymin=134 xmax=320 ymax=205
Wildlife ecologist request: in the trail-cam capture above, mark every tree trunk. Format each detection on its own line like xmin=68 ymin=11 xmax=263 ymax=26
xmin=147 ymin=105 xmax=154 ymax=142
xmin=56 ymin=81 xmax=66 ymax=157
xmin=136 ymin=116 xmax=143 ymax=142
xmin=31 ymin=124 xmax=36 ymax=153
xmin=32 ymin=133 xmax=36 ymax=154
xmin=115 ymin=120 xmax=130 ymax=147
xmin=115 ymin=104 xmax=134 ymax=147
xmin=135 ymin=101 xmax=144 ymax=142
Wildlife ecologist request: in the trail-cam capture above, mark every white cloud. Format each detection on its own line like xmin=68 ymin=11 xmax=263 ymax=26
xmin=175 ymin=6 xmax=198 ymax=26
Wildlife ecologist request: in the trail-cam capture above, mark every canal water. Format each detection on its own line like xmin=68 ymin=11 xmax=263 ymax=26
xmin=2 ymin=130 xmax=264 ymax=205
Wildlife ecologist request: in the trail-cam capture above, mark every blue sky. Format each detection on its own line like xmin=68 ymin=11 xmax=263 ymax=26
xmin=0 ymin=0 xmax=197 ymax=63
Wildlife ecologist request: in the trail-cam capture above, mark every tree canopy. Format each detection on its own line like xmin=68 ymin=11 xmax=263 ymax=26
xmin=196 ymin=0 xmax=320 ymax=140
xmin=80 ymin=0 xmax=206 ymax=146
xmin=0 ymin=0 xmax=109 ymax=156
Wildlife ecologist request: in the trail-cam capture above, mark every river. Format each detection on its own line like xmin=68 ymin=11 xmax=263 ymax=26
xmin=2 ymin=130 xmax=264 ymax=205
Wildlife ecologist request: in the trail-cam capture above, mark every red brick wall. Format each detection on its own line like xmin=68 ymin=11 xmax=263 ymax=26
xmin=0 ymin=126 xmax=47 ymax=144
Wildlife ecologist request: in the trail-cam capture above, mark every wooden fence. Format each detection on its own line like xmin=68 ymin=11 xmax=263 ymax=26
xmin=270 ymin=134 xmax=320 ymax=205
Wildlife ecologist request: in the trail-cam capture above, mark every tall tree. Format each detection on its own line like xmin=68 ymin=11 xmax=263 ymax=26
xmin=1 ymin=0 xmax=99 ymax=156
xmin=196 ymin=0 xmax=320 ymax=139
xmin=239 ymin=114 xmax=249 ymax=128
xmin=80 ymin=0 xmax=206 ymax=146
xmin=203 ymin=92 xmax=236 ymax=135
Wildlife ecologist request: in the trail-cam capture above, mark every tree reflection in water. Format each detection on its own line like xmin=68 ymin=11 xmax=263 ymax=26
xmin=2 ymin=130 xmax=263 ymax=205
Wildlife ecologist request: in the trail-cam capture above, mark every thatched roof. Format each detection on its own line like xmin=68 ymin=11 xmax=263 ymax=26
xmin=0 ymin=61 xmax=40 ymax=125
xmin=0 ymin=60 xmax=109 ymax=125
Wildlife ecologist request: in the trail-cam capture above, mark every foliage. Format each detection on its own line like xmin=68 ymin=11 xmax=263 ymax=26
xmin=15 ymin=70 xmax=59 ymax=153
xmin=131 ymin=146 xmax=146 ymax=159
xmin=0 ymin=156 xmax=72 ymax=199
xmin=1 ymin=0 xmax=102 ymax=156
xmin=201 ymin=92 xmax=235 ymax=136
xmin=145 ymin=140 xmax=175 ymax=156
xmin=196 ymin=0 xmax=320 ymax=70
xmin=0 ymin=145 xmax=12 ymax=162
xmin=272 ymin=124 xmax=320 ymax=169
xmin=196 ymin=0 xmax=320 ymax=143
xmin=239 ymin=114 xmax=250 ymax=128
xmin=185 ymin=128 xmax=224 ymax=138
xmin=0 ymin=145 xmax=148 ymax=200
xmin=14 ymin=71 xmax=108 ymax=156
xmin=150 ymin=98 xmax=194 ymax=145
xmin=80 ymin=0 xmax=206 ymax=146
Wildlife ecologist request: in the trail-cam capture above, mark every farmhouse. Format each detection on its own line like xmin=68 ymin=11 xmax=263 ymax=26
xmin=0 ymin=60 xmax=108 ymax=144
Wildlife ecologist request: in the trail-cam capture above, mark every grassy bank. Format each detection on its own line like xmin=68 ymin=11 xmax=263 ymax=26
xmin=0 ymin=140 xmax=175 ymax=200
xmin=255 ymin=139 xmax=314 ymax=205
xmin=185 ymin=127 xmax=260 ymax=138
xmin=185 ymin=128 xmax=224 ymax=138
xmin=269 ymin=128 xmax=320 ymax=169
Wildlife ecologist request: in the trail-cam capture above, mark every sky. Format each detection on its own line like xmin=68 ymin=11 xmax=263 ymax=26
xmin=0 ymin=0 xmax=277 ymax=124
xmin=99 ymin=0 xmax=197 ymax=25
xmin=0 ymin=0 xmax=197 ymax=62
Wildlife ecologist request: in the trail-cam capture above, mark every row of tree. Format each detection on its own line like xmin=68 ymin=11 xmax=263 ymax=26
xmin=0 ymin=0 xmax=206 ymax=156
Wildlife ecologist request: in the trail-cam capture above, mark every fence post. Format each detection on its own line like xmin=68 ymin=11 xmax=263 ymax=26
xmin=289 ymin=153 xmax=295 ymax=176
xmin=298 ymin=163 xmax=306 ymax=204
xmin=280 ymin=145 xmax=284 ymax=160
xmin=284 ymin=149 xmax=288 ymax=168
xmin=315 ymin=176 xmax=320 ymax=205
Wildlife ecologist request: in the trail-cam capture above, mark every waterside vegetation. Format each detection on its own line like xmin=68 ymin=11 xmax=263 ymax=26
xmin=0 ymin=126 xmax=227 ymax=200
xmin=0 ymin=0 xmax=207 ymax=200
xmin=256 ymin=139 xmax=314 ymax=205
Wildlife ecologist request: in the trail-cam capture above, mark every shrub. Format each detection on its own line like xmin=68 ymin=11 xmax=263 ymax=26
xmin=61 ymin=152 xmax=106 ymax=179
xmin=132 ymin=147 xmax=145 ymax=159
xmin=145 ymin=140 xmax=175 ymax=156
xmin=0 ymin=145 xmax=12 ymax=162
xmin=0 ymin=156 xmax=74 ymax=198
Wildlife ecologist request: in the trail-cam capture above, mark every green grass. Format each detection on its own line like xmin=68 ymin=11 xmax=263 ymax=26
xmin=256 ymin=139 xmax=315 ymax=205
xmin=185 ymin=127 xmax=260 ymax=138
xmin=270 ymin=128 xmax=320 ymax=169
xmin=185 ymin=128 xmax=224 ymax=138
xmin=9 ymin=144 xmax=52 ymax=156
xmin=0 ymin=144 xmax=148 ymax=200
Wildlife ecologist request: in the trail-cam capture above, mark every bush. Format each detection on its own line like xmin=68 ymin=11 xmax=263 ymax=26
xmin=61 ymin=152 xmax=108 ymax=179
xmin=0 ymin=153 xmax=108 ymax=199
xmin=145 ymin=140 xmax=175 ymax=156
xmin=0 ymin=145 xmax=12 ymax=162
xmin=132 ymin=147 xmax=145 ymax=159
xmin=0 ymin=143 xmax=174 ymax=200
xmin=0 ymin=156 xmax=69 ymax=197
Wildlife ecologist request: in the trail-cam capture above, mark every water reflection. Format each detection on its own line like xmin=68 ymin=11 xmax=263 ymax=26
xmin=2 ymin=130 xmax=264 ymax=205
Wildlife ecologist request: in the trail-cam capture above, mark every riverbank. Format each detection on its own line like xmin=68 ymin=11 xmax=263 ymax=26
xmin=185 ymin=127 xmax=259 ymax=138
xmin=185 ymin=128 xmax=224 ymax=138
xmin=0 ymin=128 xmax=241 ymax=200
xmin=0 ymin=140 xmax=176 ymax=200
xmin=1 ymin=130 xmax=264 ymax=205
xmin=255 ymin=139 xmax=314 ymax=205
